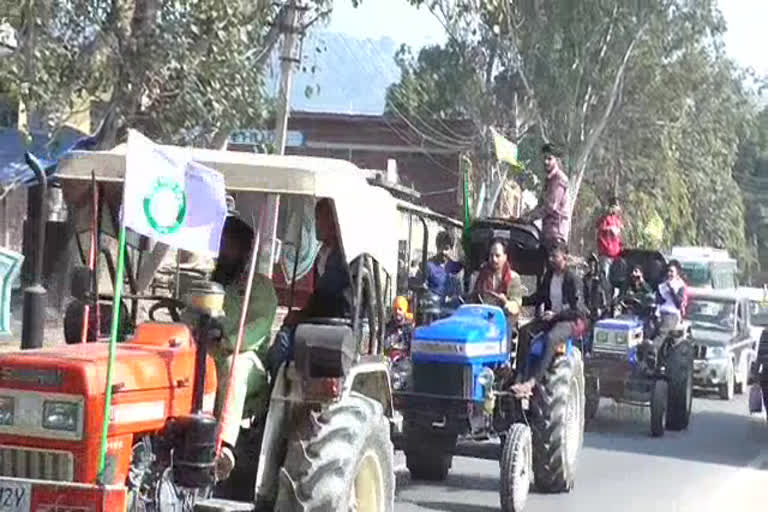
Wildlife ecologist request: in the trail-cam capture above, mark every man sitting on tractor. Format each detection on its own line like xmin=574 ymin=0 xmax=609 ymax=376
xmin=210 ymin=215 xmax=279 ymax=481
xmin=515 ymin=240 xmax=587 ymax=396
xmin=471 ymin=238 xmax=524 ymax=327
xmin=384 ymin=296 xmax=414 ymax=358
xmin=267 ymin=198 xmax=353 ymax=379
xmin=623 ymin=264 xmax=653 ymax=298
xmin=653 ymin=259 xmax=687 ymax=342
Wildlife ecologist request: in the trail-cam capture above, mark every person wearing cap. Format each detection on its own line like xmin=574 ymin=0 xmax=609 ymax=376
xmin=210 ymin=214 xmax=278 ymax=482
xmin=522 ymin=143 xmax=570 ymax=249
xmin=596 ymin=196 xmax=624 ymax=284
xmin=384 ymin=296 xmax=414 ymax=355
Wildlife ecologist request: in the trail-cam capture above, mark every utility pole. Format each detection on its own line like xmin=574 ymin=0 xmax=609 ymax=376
xmin=260 ymin=0 xmax=304 ymax=277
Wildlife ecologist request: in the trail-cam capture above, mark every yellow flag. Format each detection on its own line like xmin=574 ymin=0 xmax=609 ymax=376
xmin=490 ymin=128 xmax=523 ymax=172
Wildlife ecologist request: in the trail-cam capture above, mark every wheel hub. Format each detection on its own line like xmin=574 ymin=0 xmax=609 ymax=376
xmin=349 ymin=450 xmax=384 ymax=512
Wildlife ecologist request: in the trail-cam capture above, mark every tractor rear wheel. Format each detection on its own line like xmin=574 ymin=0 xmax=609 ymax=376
xmin=276 ymin=393 xmax=394 ymax=512
xmin=530 ymin=352 xmax=583 ymax=493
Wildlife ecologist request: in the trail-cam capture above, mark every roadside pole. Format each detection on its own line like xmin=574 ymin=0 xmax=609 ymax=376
xmin=261 ymin=0 xmax=304 ymax=277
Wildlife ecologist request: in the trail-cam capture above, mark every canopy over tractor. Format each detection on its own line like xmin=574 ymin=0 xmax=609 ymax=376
xmin=0 ymin=140 xmax=410 ymax=512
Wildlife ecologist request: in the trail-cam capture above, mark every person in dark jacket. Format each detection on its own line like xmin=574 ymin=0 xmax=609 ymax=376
xmin=267 ymin=198 xmax=353 ymax=379
xmin=513 ymin=241 xmax=586 ymax=396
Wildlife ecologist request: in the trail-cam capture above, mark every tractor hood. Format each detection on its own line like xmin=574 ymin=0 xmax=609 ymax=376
xmin=0 ymin=323 xmax=203 ymax=396
xmin=466 ymin=218 xmax=545 ymax=276
xmin=413 ymin=305 xmax=506 ymax=343
xmin=609 ymin=249 xmax=668 ymax=291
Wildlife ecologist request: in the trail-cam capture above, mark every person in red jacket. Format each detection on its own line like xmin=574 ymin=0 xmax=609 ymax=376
xmin=596 ymin=197 xmax=623 ymax=282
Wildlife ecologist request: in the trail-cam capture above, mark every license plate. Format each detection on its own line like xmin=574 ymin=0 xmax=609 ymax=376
xmin=0 ymin=481 xmax=30 ymax=512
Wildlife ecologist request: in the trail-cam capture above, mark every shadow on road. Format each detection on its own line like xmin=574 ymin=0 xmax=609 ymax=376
xmin=585 ymin=401 xmax=768 ymax=467
xmin=409 ymin=501 xmax=498 ymax=512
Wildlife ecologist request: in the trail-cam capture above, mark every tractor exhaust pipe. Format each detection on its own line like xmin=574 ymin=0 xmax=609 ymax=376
xmin=21 ymin=152 xmax=48 ymax=350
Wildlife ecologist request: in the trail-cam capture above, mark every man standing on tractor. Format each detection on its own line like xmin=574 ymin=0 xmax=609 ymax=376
xmin=596 ymin=196 xmax=623 ymax=283
xmin=268 ymin=198 xmax=353 ymax=379
xmin=515 ymin=240 xmax=587 ymax=396
xmin=654 ymin=259 xmax=687 ymax=341
xmin=471 ymin=239 xmax=524 ymax=325
xmin=522 ymin=143 xmax=570 ymax=249
xmin=210 ymin=214 xmax=279 ymax=482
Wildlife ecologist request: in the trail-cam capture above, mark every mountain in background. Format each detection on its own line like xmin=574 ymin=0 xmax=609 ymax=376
xmin=267 ymin=32 xmax=402 ymax=115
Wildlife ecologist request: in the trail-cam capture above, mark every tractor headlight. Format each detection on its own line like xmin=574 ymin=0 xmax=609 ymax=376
xmin=42 ymin=401 xmax=79 ymax=432
xmin=706 ymin=346 xmax=727 ymax=360
xmin=477 ymin=367 xmax=495 ymax=389
xmin=0 ymin=396 xmax=14 ymax=426
xmin=390 ymin=360 xmax=413 ymax=391
xmin=595 ymin=331 xmax=609 ymax=344
xmin=615 ymin=333 xmax=628 ymax=346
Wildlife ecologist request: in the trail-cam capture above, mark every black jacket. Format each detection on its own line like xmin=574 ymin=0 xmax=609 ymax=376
xmin=523 ymin=268 xmax=586 ymax=322
xmin=303 ymin=246 xmax=353 ymax=319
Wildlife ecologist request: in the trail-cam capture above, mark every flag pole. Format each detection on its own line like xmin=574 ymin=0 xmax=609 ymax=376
xmin=216 ymin=203 xmax=265 ymax=453
xmin=97 ymin=223 xmax=127 ymax=483
xmin=81 ymin=172 xmax=98 ymax=343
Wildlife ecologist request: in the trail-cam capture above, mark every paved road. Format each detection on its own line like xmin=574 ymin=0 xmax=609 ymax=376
xmin=394 ymin=392 xmax=768 ymax=512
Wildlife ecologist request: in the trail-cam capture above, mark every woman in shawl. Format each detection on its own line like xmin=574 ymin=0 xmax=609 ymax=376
xmin=473 ymin=239 xmax=524 ymax=323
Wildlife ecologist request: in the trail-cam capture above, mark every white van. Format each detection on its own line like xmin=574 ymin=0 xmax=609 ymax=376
xmin=670 ymin=246 xmax=739 ymax=289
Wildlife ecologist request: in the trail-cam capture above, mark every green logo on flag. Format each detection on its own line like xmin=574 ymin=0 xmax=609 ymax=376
xmin=143 ymin=177 xmax=187 ymax=234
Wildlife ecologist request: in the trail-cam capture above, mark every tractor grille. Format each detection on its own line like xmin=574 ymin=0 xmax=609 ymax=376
xmin=758 ymin=330 xmax=768 ymax=364
xmin=412 ymin=362 xmax=473 ymax=399
xmin=693 ymin=344 xmax=707 ymax=360
xmin=0 ymin=446 xmax=74 ymax=482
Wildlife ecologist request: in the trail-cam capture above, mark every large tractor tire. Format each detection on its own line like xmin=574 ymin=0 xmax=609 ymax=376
xmin=276 ymin=393 xmax=394 ymax=512
xmin=530 ymin=351 xmax=583 ymax=493
xmin=665 ymin=342 xmax=693 ymax=431
xmin=500 ymin=423 xmax=532 ymax=512
xmin=404 ymin=423 xmax=456 ymax=481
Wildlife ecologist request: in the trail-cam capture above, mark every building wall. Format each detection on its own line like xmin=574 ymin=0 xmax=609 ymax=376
xmin=229 ymin=112 xmax=474 ymax=218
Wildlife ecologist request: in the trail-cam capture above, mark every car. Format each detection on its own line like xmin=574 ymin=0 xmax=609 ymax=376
xmin=687 ymin=288 xmax=756 ymax=399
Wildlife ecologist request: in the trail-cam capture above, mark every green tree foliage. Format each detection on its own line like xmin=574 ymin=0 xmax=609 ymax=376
xmin=395 ymin=0 xmax=755 ymax=264
xmin=0 ymin=0 xmax=336 ymax=148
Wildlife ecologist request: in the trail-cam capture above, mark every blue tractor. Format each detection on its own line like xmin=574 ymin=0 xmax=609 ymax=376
xmin=583 ymin=250 xmax=694 ymax=437
xmin=392 ymin=220 xmax=585 ymax=512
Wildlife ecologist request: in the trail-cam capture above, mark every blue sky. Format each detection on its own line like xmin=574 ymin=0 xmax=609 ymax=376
xmin=328 ymin=0 xmax=766 ymax=75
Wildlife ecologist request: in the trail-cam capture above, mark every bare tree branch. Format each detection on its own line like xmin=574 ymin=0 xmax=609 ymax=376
xmin=568 ymin=21 xmax=648 ymax=216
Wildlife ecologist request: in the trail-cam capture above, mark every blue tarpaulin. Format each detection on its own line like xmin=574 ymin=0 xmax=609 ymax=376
xmin=0 ymin=126 xmax=91 ymax=192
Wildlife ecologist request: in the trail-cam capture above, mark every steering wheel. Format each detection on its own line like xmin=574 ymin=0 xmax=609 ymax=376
xmin=149 ymin=298 xmax=186 ymax=322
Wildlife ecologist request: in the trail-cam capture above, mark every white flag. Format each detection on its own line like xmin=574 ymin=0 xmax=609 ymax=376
xmin=123 ymin=130 xmax=228 ymax=255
